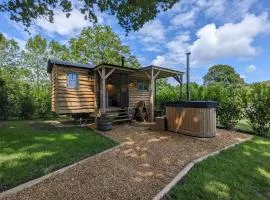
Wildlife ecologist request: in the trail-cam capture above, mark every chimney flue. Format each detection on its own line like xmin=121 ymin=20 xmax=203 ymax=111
xmin=121 ymin=56 xmax=125 ymax=67
xmin=186 ymin=52 xmax=191 ymax=101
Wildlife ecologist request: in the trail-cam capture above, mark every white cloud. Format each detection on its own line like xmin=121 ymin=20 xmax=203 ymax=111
xmin=190 ymin=13 xmax=270 ymax=64
xmin=151 ymin=32 xmax=190 ymax=69
xmin=246 ymin=64 xmax=257 ymax=72
xmin=151 ymin=55 xmax=166 ymax=66
xmin=240 ymin=75 xmax=246 ymax=79
xmin=168 ymin=0 xmax=259 ymax=29
xmin=138 ymin=19 xmax=165 ymax=42
xmin=35 ymin=9 xmax=91 ymax=36
xmin=132 ymin=19 xmax=166 ymax=52
xmin=170 ymin=8 xmax=198 ymax=27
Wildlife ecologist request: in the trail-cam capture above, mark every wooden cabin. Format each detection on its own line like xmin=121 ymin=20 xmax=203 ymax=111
xmin=47 ymin=59 xmax=184 ymax=122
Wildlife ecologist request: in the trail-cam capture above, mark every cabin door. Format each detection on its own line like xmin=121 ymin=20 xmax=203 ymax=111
xmin=120 ymin=77 xmax=129 ymax=108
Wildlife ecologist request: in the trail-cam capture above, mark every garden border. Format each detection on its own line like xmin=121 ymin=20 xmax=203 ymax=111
xmin=152 ymin=136 xmax=253 ymax=200
xmin=0 ymin=142 xmax=121 ymax=199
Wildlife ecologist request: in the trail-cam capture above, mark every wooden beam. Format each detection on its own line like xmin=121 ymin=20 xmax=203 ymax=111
xmin=143 ymin=71 xmax=151 ymax=79
xmin=94 ymin=71 xmax=98 ymax=124
xmin=150 ymin=68 xmax=154 ymax=122
xmin=154 ymin=70 xmax=160 ymax=79
xmin=105 ymin=68 xmax=115 ymax=79
xmin=97 ymin=69 xmax=102 ymax=78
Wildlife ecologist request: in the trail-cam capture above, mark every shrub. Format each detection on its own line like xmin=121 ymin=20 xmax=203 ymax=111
xmin=19 ymin=86 xmax=35 ymax=119
xmin=244 ymin=83 xmax=270 ymax=136
xmin=204 ymin=83 xmax=244 ymax=129
xmin=0 ymin=78 xmax=9 ymax=120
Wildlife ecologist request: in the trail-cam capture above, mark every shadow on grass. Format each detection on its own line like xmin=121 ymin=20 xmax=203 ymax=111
xmin=166 ymin=137 xmax=270 ymax=200
xmin=0 ymin=121 xmax=118 ymax=192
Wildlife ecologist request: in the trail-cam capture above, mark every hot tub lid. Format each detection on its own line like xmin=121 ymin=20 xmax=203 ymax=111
xmin=165 ymin=101 xmax=218 ymax=108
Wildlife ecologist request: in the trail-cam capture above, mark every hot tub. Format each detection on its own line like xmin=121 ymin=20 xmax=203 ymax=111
xmin=166 ymin=101 xmax=218 ymax=138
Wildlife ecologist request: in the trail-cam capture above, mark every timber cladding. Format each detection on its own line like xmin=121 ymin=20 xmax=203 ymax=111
xmin=128 ymin=79 xmax=151 ymax=110
xmin=166 ymin=106 xmax=216 ymax=138
xmin=52 ymin=65 xmax=95 ymax=114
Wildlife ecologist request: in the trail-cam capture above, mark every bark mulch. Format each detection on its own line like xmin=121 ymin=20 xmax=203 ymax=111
xmin=2 ymin=123 xmax=250 ymax=200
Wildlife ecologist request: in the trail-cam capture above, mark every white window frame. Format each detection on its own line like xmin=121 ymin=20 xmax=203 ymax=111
xmin=67 ymin=72 xmax=79 ymax=89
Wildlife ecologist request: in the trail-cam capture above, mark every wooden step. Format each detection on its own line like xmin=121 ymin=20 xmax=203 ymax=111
xmin=112 ymin=118 xmax=131 ymax=123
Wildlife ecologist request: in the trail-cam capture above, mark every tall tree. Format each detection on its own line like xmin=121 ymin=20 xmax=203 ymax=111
xmin=22 ymin=35 xmax=49 ymax=87
xmin=0 ymin=33 xmax=20 ymax=68
xmin=68 ymin=25 xmax=140 ymax=67
xmin=203 ymin=65 xmax=245 ymax=85
xmin=48 ymin=40 xmax=69 ymax=60
xmin=0 ymin=0 xmax=179 ymax=33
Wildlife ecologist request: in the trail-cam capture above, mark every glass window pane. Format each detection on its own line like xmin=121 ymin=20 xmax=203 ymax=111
xmin=67 ymin=73 xmax=78 ymax=88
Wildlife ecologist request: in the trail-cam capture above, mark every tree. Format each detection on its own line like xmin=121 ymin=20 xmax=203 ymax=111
xmin=0 ymin=77 xmax=9 ymax=120
xmin=244 ymin=83 xmax=270 ymax=136
xmin=48 ymin=40 xmax=70 ymax=60
xmin=203 ymin=65 xmax=245 ymax=85
xmin=204 ymin=83 xmax=244 ymax=129
xmin=22 ymin=35 xmax=49 ymax=87
xmin=68 ymin=25 xmax=140 ymax=67
xmin=0 ymin=33 xmax=20 ymax=68
xmin=0 ymin=0 xmax=179 ymax=33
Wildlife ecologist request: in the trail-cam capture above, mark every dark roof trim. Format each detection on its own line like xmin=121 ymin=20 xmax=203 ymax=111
xmin=141 ymin=65 xmax=184 ymax=74
xmin=93 ymin=63 xmax=138 ymax=72
xmin=47 ymin=59 xmax=184 ymax=76
xmin=47 ymin=59 xmax=94 ymax=73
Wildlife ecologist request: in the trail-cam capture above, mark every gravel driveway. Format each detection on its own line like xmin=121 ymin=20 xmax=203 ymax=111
xmin=2 ymin=123 xmax=250 ymax=200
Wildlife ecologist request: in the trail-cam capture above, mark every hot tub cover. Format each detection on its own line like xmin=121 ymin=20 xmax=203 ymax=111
xmin=165 ymin=101 xmax=218 ymax=108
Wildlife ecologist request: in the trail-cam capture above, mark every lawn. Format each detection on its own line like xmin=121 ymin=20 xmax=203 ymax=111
xmin=168 ymin=136 xmax=270 ymax=200
xmin=0 ymin=121 xmax=118 ymax=192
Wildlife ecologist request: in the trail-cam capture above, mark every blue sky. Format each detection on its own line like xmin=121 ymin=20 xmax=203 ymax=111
xmin=1 ymin=0 xmax=270 ymax=84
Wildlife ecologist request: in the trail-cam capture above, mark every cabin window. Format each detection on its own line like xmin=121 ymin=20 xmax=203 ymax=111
xmin=137 ymin=80 xmax=149 ymax=91
xmin=67 ymin=72 xmax=79 ymax=88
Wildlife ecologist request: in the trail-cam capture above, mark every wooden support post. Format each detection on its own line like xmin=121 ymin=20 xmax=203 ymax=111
xmin=94 ymin=71 xmax=98 ymax=123
xmin=101 ymin=67 xmax=106 ymax=114
xmin=149 ymin=69 xmax=160 ymax=122
xmin=97 ymin=67 xmax=115 ymax=114
xmin=180 ymin=74 xmax=183 ymax=101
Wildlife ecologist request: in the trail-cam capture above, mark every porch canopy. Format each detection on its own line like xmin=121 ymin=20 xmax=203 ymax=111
xmin=131 ymin=65 xmax=184 ymax=121
xmin=93 ymin=63 xmax=184 ymax=121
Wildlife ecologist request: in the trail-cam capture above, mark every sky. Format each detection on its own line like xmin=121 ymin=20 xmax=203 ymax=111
xmin=1 ymin=0 xmax=270 ymax=84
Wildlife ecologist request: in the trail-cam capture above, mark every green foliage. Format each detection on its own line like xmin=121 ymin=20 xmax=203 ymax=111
xmin=0 ymin=33 xmax=20 ymax=67
xmin=19 ymin=86 xmax=35 ymax=120
xmin=0 ymin=0 xmax=179 ymax=33
xmin=203 ymin=65 xmax=245 ymax=85
xmin=0 ymin=77 xmax=9 ymax=120
xmin=0 ymin=25 xmax=141 ymax=120
xmin=156 ymin=79 xmax=180 ymax=105
xmin=204 ymin=84 xmax=244 ymax=128
xmin=68 ymin=25 xmax=140 ymax=67
xmin=244 ymin=83 xmax=270 ymax=136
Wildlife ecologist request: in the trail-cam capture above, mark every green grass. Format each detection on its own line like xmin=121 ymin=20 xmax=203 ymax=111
xmin=0 ymin=121 xmax=118 ymax=192
xmin=168 ymin=136 xmax=270 ymax=200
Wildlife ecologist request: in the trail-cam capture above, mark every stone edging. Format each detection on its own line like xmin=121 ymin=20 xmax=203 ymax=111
xmin=0 ymin=144 xmax=121 ymax=199
xmin=152 ymin=136 xmax=253 ymax=200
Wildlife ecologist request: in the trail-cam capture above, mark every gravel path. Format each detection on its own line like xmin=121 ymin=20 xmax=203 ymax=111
xmin=2 ymin=124 xmax=250 ymax=200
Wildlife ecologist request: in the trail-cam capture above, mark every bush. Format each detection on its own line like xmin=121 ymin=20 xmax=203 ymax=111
xmin=244 ymin=83 xmax=270 ymax=136
xmin=34 ymin=86 xmax=52 ymax=118
xmin=19 ymin=87 xmax=35 ymax=120
xmin=204 ymin=83 xmax=244 ymax=129
xmin=0 ymin=78 xmax=9 ymax=120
